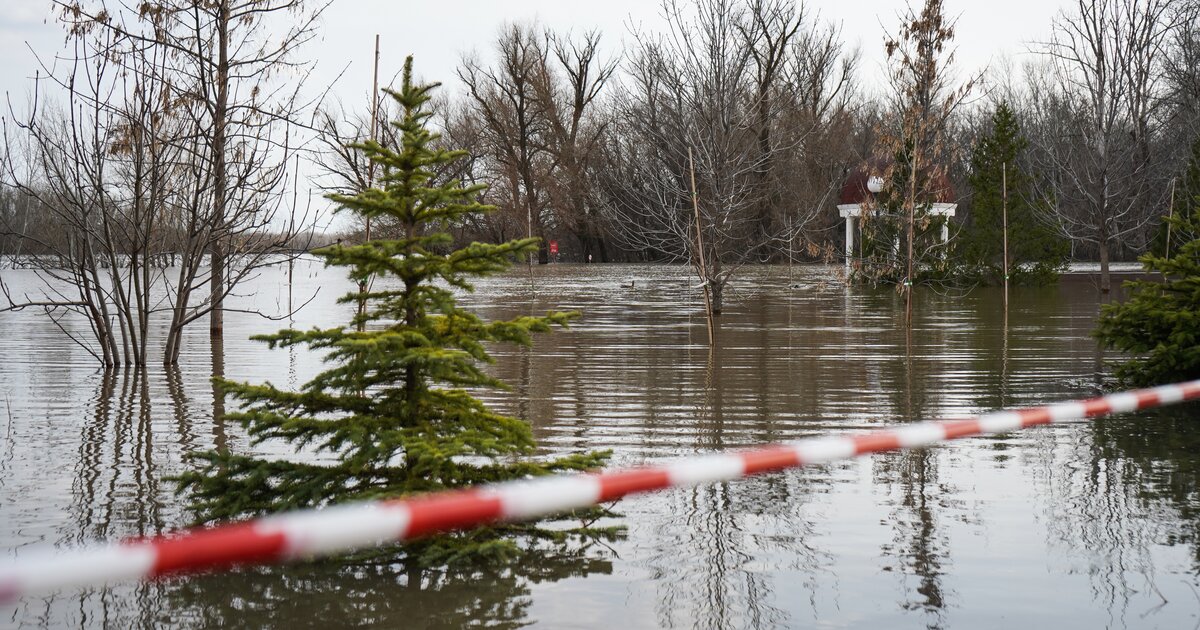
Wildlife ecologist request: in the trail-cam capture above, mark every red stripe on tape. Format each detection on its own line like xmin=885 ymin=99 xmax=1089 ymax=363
xmin=597 ymin=469 xmax=672 ymax=501
xmin=399 ymin=491 xmax=504 ymax=538
xmin=1183 ymin=383 xmax=1200 ymax=399
xmin=1083 ymin=398 xmax=1113 ymax=417
xmin=148 ymin=523 xmax=288 ymax=576
xmin=741 ymin=446 xmax=802 ymax=474
xmin=1134 ymin=391 xmax=1160 ymax=409
xmin=941 ymin=419 xmax=982 ymax=439
xmin=1018 ymin=407 xmax=1053 ymax=427
xmin=852 ymin=432 xmax=902 ymax=455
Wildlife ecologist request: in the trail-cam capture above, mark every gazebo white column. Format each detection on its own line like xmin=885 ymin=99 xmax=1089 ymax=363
xmin=837 ymin=204 xmax=862 ymax=269
xmin=836 ymin=202 xmax=958 ymax=269
xmin=844 ymin=216 xmax=854 ymax=269
xmin=930 ymin=203 xmax=957 ymax=245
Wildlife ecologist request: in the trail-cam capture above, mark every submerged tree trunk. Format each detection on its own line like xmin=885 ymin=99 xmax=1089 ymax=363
xmin=710 ymin=279 xmax=724 ymax=315
xmin=209 ymin=0 xmax=230 ymax=338
xmin=1098 ymin=235 xmax=1111 ymax=293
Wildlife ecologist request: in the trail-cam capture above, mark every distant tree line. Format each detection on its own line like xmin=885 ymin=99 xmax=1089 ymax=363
xmin=314 ymin=0 xmax=1200 ymax=304
xmin=6 ymin=0 xmax=1200 ymax=351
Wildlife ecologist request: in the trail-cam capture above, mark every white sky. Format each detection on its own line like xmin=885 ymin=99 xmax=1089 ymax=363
xmin=2 ymin=0 xmax=1071 ymax=105
xmin=0 ymin=0 xmax=1072 ymax=227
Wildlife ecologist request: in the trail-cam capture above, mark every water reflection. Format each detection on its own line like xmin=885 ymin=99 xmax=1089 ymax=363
xmin=2 ymin=263 xmax=1199 ymax=628
xmin=210 ymin=337 xmax=228 ymax=454
xmin=167 ymin=545 xmax=613 ymax=628
xmin=166 ymin=367 xmax=197 ymax=454
xmin=634 ymin=333 xmax=831 ymax=628
xmin=874 ymin=314 xmax=950 ymax=626
xmin=1036 ymin=406 xmax=1200 ymax=626
xmin=72 ymin=370 xmax=163 ymax=543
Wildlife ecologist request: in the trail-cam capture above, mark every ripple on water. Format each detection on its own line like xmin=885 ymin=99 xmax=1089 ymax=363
xmin=1 ymin=263 xmax=1197 ymax=628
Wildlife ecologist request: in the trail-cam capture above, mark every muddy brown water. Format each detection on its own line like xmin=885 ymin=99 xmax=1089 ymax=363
xmin=1 ymin=261 xmax=1198 ymax=629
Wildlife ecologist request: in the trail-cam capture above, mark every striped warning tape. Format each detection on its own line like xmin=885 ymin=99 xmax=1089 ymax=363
xmin=2 ymin=379 xmax=1198 ymax=603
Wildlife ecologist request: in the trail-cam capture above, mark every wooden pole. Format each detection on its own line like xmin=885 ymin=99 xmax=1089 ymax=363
xmin=906 ymin=141 xmax=918 ymax=324
xmin=689 ymin=147 xmax=715 ymax=346
xmin=356 ymin=35 xmax=381 ymax=331
xmin=367 ymin=33 xmax=379 ymax=237
xmin=1166 ymin=177 xmax=1176 ymax=260
xmin=289 ymin=155 xmax=299 ymax=315
xmin=1002 ymin=161 xmax=1009 ymax=309
xmin=527 ymin=196 xmax=535 ymax=290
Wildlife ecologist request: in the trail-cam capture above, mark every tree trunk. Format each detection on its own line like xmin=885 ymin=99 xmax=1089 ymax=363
xmin=1098 ymin=236 xmax=1111 ymax=293
xmin=211 ymin=335 xmax=228 ymax=454
xmin=209 ymin=0 xmax=230 ymax=338
xmin=164 ymin=261 xmax=195 ymax=365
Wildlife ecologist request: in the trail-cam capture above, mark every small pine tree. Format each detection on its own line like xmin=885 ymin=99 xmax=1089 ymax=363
xmin=178 ymin=57 xmax=609 ymax=562
xmin=959 ymin=103 xmax=1067 ymax=285
xmin=1094 ymin=167 xmax=1200 ymax=386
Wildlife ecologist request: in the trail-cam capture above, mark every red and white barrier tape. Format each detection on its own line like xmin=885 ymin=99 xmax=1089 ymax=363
xmin=2 ymin=379 xmax=1199 ymax=603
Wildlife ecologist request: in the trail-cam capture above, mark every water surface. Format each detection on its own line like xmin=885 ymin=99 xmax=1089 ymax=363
xmin=1 ymin=262 xmax=1197 ymax=629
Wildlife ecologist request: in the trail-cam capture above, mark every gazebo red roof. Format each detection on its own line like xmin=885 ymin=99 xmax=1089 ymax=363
xmin=838 ymin=160 xmax=956 ymax=206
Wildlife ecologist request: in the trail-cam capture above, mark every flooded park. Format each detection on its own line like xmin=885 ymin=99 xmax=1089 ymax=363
xmin=2 ymin=261 xmax=1198 ymax=628
xmin=3 ymin=0 xmax=1200 ymax=625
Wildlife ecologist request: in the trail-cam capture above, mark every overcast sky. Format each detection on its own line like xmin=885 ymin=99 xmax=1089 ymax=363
xmin=0 ymin=0 xmax=1073 ymax=227
xmin=2 ymin=0 xmax=1073 ymax=105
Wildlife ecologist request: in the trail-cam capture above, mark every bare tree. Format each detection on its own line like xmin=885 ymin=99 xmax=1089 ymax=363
xmin=1 ymin=19 xmax=181 ymax=366
xmin=857 ymin=0 xmax=977 ymax=302
xmin=1029 ymin=0 xmax=1179 ymax=292
xmin=313 ymin=96 xmax=401 ymax=235
xmin=422 ymin=98 xmax=522 ymax=245
xmin=458 ymin=23 xmax=554 ymax=262
xmin=56 ymin=0 xmax=328 ymax=356
xmin=1163 ymin=2 xmax=1200 ymax=133
xmin=2 ymin=2 xmax=324 ymax=366
xmin=775 ymin=13 xmax=859 ymax=259
xmin=740 ymin=0 xmax=804 ymax=241
xmin=533 ymin=29 xmax=619 ymax=261
xmin=602 ymin=0 xmax=851 ymax=312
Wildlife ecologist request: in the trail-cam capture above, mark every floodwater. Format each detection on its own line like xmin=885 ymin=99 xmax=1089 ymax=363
xmin=1 ymin=261 xmax=1198 ymax=629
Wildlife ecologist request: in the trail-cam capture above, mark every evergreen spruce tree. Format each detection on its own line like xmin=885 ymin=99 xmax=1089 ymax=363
xmin=959 ymin=103 xmax=1067 ymax=285
xmin=1094 ymin=157 xmax=1200 ymax=386
xmin=178 ymin=57 xmax=609 ymax=563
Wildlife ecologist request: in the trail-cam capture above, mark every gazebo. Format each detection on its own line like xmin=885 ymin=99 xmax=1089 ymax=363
xmin=836 ymin=163 xmax=957 ymax=269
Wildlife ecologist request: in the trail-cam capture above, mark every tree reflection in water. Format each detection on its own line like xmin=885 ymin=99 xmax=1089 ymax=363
xmin=872 ymin=326 xmax=953 ymax=628
xmin=165 ymin=544 xmax=613 ymax=628
xmin=635 ymin=334 xmax=835 ymax=629
xmin=7 ymin=263 xmax=1200 ymax=628
xmin=1040 ymin=404 xmax=1200 ymax=624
